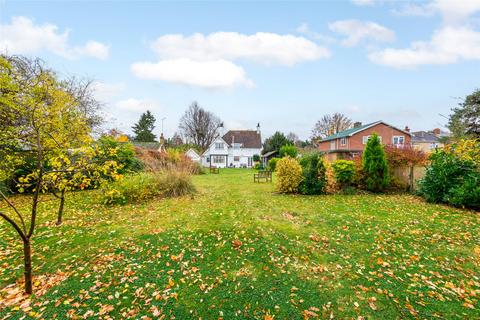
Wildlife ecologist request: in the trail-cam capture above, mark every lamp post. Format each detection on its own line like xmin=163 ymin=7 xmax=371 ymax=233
xmin=158 ymin=117 xmax=167 ymax=153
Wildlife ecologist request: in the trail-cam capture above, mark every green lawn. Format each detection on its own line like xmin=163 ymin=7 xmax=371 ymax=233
xmin=1 ymin=169 xmax=479 ymax=319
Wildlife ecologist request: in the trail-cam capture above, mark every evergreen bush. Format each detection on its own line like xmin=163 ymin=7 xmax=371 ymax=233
xmin=362 ymin=133 xmax=389 ymax=192
xmin=299 ymin=153 xmax=327 ymax=195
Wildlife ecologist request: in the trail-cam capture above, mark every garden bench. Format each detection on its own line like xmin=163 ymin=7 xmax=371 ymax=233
xmin=210 ymin=166 xmax=219 ymax=174
xmin=254 ymin=170 xmax=272 ymax=183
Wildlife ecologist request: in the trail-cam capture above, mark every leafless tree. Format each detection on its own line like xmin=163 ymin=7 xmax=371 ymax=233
xmin=311 ymin=113 xmax=353 ymax=140
xmin=62 ymin=77 xmax=104 ymax=133
xmin=286 ymin=132 xmax=299 ymax=144
xmin=178 ymin=102 xmax=222 ymax=151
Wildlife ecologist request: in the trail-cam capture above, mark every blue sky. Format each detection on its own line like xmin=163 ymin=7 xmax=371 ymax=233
xmin=1 ymin=0 xmax=480 ymax=140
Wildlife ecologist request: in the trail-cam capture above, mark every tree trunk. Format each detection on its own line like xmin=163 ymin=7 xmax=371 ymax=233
xmin=56 ymin=190 xmax=65 ymax=225
xmin=23 ymin=239 xmax=33 ymax=294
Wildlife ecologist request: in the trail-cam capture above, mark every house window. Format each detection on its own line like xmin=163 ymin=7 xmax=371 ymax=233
xmin=213 ymin=156 xmax=224 ymax=163
xmin=206 ymin=157 xmax=210 ymax=163
xmin=233 ymin=143 xmax=242 ymax=149
xmin=392 ymin=136 xmax=405 ymax=145
xmin=234 ymin=156 xmax=240 ymax=161
xmin=430 ymin=143 xmax=438 ymax=150
xmin=215 ymin=143 xmax=224 ymax=149
xmin=340 ymin=137 xmax=346 ymax=146
xmin=330 ymin=140 xmax=335 ymax=150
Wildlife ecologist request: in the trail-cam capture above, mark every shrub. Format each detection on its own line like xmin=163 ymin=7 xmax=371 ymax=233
xmin=445 ymin=139 xmax=480 ymax=165
xmin=418 ymin=150 xmax=480 ymax=209
xmin=324 ymin=162 xmax=340 ymax=194
xmin=279 ymin=145 xmax=298 ymax=158
xmin=267 ymin=157 xmax=280 ymax=171
xmin=275 ymin=157 xmax=303 ymax=194
xmin=102 ymin=173 xmax=163 ymax=205
xmin=362 ymin=133 xmax=389 ymax=192
xmin=253 ymin=154 xmax=261 ymax=162
xmin=95 ymin=136 xmax=143 ymax=174
xmin=254 ymin=162 xmax=264 ymax=170
xmin=384 ymin=145 xmax=427 ymax=168
xmin=158 ymin=169 xmax=196 ymax=198
xmin=102 ymin=169 xmax=196 ymax=205
xmin=299 ymin=153 xmax=326 ymax=195
xmin=135 ymin=147 xmax=201 ymax=174
xmin=332 ymin=160 xmax=355 ymax=188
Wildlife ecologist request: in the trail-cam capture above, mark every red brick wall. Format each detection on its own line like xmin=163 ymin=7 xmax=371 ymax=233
xmin=317 ymin=123 xmax=411 ymax=152
xmin=349 ymin=123 xmax=411 ymax=150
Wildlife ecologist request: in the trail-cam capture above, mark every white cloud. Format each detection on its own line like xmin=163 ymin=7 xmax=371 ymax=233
xmin=329 ymin=20 xmax=395 ymax=47
xmin=75 ymin=41 xmax=110 ymax=60
xmin=92 ymin=81 xmax=126 ymax=101
xmin=392 ymin=0 xmax=480 ymax=23
xmin=433 ymin=0 xmax=480 ymax=24
xmin=131 ymin=58 xmax=254 ymax=89
xmin=133 ymin=31 xmax=329 ymax=89
xmin=391 ymin=4 xmax=435 ymax=17
xmin=295 ymin=23 xmax=337 ymax=44
xmin=115 ymin=98 xmax=161 ymax=112
xmin=351 ymin=0 xmax=376 ymax=6
xmin=369 ymin=26 xmax=480 ymax=68
xmin=150 ymin=32 xmax=330 ymax=65
xmin=0 ymin=16 xmax=109 ymax=60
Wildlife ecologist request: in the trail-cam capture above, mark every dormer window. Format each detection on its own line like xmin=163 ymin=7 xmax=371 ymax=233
xmin=215 ymin=143 xmax=224 ymax=149
xmin=233 ymin=143 xmax=242 ymax=149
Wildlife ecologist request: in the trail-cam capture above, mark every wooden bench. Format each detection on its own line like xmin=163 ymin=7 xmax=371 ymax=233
xmin=210 ymin=166 xmax=219 ymax=174
xmin=254 ymin=170 xmax=272 ymax=183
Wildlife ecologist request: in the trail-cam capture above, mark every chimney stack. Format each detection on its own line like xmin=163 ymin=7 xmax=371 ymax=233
xmin=432 ymin=128 xmax=441 ymax=135
xmin=404 ymin=126 xmax=410 ymax=133
xmin=353 ymin=121 xmax=362 ymax=128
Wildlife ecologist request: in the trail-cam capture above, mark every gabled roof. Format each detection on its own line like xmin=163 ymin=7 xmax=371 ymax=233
xmin=320 ymin=120 xmax=411 ymax=142
xmin=185 ymin=148 xmax=200 ymax=157
xmin=222 ymin=130 xmax=262 ymax=148
xmin=412 ymin=131 xmax=440 ymax=143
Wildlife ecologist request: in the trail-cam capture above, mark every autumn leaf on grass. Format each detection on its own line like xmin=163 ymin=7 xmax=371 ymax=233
xmin=474 ymin=247 xmax=480 ymax=263
xmin=99 ymin=304 xmax=114 ymax=315
xmin=232 ymin=240 xmax=242 ymax=248
xmin=376 ymin=257 xmax=390 ymax=267
xmin=368 ymin=297 xmax=377 ymax=311
xmin=309 ymin=235 xmax=320 ymax=242
xmin=303 ymin=309 xmax=319 ymax=319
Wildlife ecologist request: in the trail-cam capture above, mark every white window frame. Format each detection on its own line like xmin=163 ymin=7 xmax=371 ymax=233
xmin=362 ymin=135 xmax=370 ymax=144
xmin=233 ymin=143 xmax=242 ymax=149
xmin=340 ymin=137 xmax=346 ymax=146
xmin=213 ymin=156 xmax=224 ymax=164
xmin=392 ymin=136 xmax=405 ymax=145
xmin=215 ymin=142 xmax=224 ymax=150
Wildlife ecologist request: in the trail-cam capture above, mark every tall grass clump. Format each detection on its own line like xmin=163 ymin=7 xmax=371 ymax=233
xmin=102 ymin=168 xmax=196 ymax=205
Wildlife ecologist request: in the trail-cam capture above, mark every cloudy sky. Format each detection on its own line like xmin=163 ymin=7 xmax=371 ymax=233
xmin=1 ymin=0 xmax=480 ymax=140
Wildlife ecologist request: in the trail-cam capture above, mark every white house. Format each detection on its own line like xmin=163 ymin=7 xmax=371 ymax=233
xmin=202 ymin=124 xmax=262 ymax=168
xmin=185 ymin=148 xmax=201 ymax=163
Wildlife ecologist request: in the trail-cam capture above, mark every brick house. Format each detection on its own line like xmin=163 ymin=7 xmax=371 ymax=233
xmin=317 ymin=121 xmax=412 ymax=161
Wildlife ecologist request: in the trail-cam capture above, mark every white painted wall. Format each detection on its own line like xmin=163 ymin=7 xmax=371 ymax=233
xmin=185 ymin=149 xmax=201 ymax=163
xmin=202 ymin=137 xmax=261 ymax=168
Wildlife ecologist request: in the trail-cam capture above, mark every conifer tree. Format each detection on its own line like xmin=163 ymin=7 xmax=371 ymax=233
xmin=132 ymin=110 xmax=156 ymax=142
xmin=362 ymin=133 xmax=389 ymax=192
